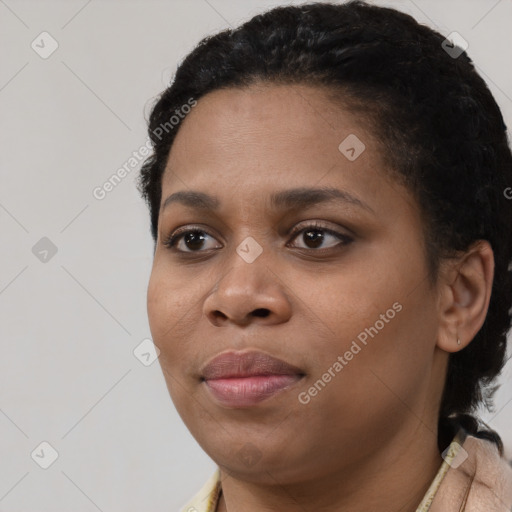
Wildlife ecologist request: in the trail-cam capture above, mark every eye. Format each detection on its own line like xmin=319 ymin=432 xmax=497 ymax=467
xmin=288 ymin=221 xmax=353 ymax=251
xmin=162 ymin=227 xmax=221 ymax=253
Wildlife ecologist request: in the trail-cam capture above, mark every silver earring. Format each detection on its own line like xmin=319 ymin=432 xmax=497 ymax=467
xmin=457 ymin=337 xmax=461 ymax=346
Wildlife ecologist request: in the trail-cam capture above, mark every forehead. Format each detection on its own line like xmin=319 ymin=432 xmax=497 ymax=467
xmin=162 ymin=83 xmax=386 ymax=191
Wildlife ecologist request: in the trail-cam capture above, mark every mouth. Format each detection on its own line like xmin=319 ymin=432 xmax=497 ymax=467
xmin=200 ymin=350 xmax=305 ymax=408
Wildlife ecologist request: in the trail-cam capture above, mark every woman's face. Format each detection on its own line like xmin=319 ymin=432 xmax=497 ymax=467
xmin=147 ymin=83 xmax=448 ymax=482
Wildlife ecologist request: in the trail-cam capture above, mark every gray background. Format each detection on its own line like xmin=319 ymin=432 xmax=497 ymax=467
xmin=1 ymin=0 xmax=511 ymax=510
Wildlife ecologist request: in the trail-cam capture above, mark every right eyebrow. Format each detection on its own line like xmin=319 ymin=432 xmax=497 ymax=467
xmin=161 ymin=190 xmax=219 ymax=212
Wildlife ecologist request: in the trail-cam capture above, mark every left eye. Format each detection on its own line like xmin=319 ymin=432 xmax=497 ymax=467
xmin=288 ymin=224 xmax=352 ymax=250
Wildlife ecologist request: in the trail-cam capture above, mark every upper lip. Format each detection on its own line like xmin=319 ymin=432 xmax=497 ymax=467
xmin=200 ymin=350 xmax=305 ymax=380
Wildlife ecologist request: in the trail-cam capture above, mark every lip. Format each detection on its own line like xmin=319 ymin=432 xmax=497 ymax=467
xmin=200 ymin=350 xmax=305 ymax=407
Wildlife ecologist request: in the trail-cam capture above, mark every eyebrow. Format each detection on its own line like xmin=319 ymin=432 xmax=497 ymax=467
xmin=160 ymin=187 xmax=375 ymax=215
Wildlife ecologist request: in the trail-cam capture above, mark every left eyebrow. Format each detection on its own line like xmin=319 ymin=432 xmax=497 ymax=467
xmin=269 ymin=186 xmax=375 ymax=215
xmin=160 ymin=186 xmax=375 ymax=215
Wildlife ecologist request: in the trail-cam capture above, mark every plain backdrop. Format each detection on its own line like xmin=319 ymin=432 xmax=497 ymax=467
xmin=1 ymin=0 xmax=511 ymax=510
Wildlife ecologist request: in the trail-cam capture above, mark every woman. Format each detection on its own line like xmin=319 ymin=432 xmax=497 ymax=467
xmin=137 ymin=1 xmax=512 ymax=510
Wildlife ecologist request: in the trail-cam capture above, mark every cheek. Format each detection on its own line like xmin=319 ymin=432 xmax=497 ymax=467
xmin=298 ymin=263 xmax=397 ymax=342
xmin=147 ymin=270 xmax=196 ymax=409
xmin=299 ymin=244 xmax=436 ymax=397
xmin=302 ymin=280 xmax=437 ymax=421
xmin=147 ymin=269 xmax=170 ymax=338
xmin=147 ymin=265 xmax=196 ymax=358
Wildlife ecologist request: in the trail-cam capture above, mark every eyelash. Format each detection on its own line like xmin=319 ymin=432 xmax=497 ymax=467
xmin=162 ymin=221 xmax=353 ymax=254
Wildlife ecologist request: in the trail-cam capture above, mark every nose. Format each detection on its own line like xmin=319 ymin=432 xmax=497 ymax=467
xmin=202 ymin=255 xmax=292 ymax=327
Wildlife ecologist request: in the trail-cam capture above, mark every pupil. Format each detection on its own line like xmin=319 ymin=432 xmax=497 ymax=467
xmin=305 ymin=229 xmax=323 ymax=248
xmin=185 ymin=232 xmax=205 ymax=250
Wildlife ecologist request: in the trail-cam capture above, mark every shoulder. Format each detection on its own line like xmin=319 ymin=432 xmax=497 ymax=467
xmin=430 ymin=429 xmax=512 ymax=511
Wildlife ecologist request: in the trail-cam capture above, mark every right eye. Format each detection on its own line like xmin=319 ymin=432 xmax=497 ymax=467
xmin=162 ymin=227 xmax=222 ymax=253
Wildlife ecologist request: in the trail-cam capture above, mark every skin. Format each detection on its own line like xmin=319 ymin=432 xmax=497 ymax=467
xmin=146 ymin=83 xmax=494 ymax=512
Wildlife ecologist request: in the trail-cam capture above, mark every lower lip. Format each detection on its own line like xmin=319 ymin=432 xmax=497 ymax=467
xmin=204 ymin=375 xmax=302 ymax=407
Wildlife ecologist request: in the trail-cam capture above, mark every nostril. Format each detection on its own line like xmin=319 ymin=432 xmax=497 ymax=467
xmin=212 ymin=311 xmax=228 ymax=320
xmin=252 ymin=308 xmax=270 ymax=318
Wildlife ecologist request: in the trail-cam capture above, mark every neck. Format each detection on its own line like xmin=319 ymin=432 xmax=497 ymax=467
xmin=216 ymin=422 xmax=443 ymax=512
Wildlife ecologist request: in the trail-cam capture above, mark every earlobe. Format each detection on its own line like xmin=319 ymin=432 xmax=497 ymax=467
xmin=436 ymin=240 xmax=494 ymax=354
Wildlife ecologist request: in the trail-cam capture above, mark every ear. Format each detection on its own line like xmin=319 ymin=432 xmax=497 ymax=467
xmin=436 ymin=240 xmax=494 ymax=353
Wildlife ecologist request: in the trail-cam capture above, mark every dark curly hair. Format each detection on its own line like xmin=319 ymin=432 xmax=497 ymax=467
xmin=137 ymin=0 xmax=512 ymax=455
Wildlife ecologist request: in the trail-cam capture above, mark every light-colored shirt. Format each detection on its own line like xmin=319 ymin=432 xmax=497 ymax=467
xmin=415 ymin=428 xmax=466 ymax=511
